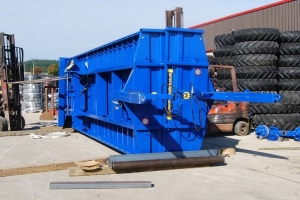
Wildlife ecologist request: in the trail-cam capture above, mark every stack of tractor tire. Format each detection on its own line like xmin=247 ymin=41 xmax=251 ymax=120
xmin=213 ymin=34 xmax=235 ymax=66
xmin=213 ymin=29 xmax=300 ymax=130
xmin=216 ymin=28 xmax=279 ymax=91
xmin=212 ymin=33 xmax=235 ymax=89
xmin=234 ymin=28 xmax=279 ymax=91
xmin=210 ymin=33 xmax=235 ymax=90
xmin=252 ymin=31 xmax=300 ymax=130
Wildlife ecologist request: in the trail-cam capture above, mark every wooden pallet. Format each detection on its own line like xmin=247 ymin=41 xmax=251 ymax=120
xmin=0 ymin=158 xmax=107 ymax=177
xmin=69 ymin=166 xmax=116 ymax=177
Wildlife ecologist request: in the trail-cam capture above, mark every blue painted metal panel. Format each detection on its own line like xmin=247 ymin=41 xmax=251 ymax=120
xmin=58 ymin=58 xmax=69 ymax=127
xmin=255 ymin=125 xmax=300 ymax=141
xmin=58 ymin=28 xmax=280 ymax=154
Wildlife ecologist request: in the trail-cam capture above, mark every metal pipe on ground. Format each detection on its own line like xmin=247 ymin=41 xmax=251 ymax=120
xmin=111 ymin=156 xmax=224 ymax=171
xmin=49 ymin=181 xmax=153 ymax=189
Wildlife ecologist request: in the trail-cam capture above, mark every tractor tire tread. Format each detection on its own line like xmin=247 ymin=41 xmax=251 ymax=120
xmin=217 ymin=79 xmax=278 ymax=91
xmin=214 ymin=34 xmax=235 ymax=46
xmin=234 ymin=28 xmax=280 ymax=43
xmin=234 ymin=54 xmax=278 ymax=67
xmin=280 ymin=31 xmax=300 ymax=43
xmin=214 ymin=56 xmax=235 ymax=66
xmin=279 ymin=43 xmax=300 ymax=55
xmin=278 ymin=79 xmax=300 ymax=91
xmin=252 ymin=114 xmax=300 ymax=130
xmin=278 ymin=55 xmax=300 ymax=67
xmin=278 ymin=67 xmax=300 ymax=79
xmin=213 ymin=45 xmax=235 ymax=57
xmin=207 ymin=55 xmax=215 ymax=64
xmin=235 ymin=41 xmax=279 ymax=55
xmin=251 ymin=91 xmax=300 ymax=114
xmin=217 ymin=66 xmax=277 ymax=79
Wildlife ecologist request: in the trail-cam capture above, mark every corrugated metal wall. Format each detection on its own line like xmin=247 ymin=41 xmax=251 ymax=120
xmin=194 ymin=0 xmax=300 ymax=51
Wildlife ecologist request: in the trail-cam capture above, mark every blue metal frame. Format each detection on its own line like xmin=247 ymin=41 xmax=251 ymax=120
xmin=255 ymin=125 xmax=300 ymax=141
xmin=59 ymin=28 xmax=280 ymax=154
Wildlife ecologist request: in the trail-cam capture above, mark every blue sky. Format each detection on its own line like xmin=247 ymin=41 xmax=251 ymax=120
xmin=0 ymin=0 xmax=277 ymax=60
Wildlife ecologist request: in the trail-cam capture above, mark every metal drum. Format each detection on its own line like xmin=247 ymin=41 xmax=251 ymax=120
xmin=21 ymin=75 xmax=43 ymax=112
xmin=48 ymin=92 xmax=59 ymax=109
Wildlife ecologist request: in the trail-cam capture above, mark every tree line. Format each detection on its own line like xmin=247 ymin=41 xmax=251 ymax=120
xmin=24 ymin=59 xmax=59 ymax=76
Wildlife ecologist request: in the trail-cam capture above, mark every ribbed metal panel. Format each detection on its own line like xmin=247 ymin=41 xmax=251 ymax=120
xmin=194 ymin=0 xmax=300 ymax=51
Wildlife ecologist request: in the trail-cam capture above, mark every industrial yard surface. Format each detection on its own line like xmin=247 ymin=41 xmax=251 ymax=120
xmin=0 ymin=113 xmax=299 ymax=200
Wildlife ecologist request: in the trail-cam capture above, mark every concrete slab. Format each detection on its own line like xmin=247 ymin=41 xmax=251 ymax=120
xmin=22 ymin=111 xmax=58 ymax=129
xmin=0 ymin=113 xmax=300 ymax=199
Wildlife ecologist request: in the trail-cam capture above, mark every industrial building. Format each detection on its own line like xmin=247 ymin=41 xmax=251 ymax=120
xmin=190 ymin=0 xmax=300 ymax=51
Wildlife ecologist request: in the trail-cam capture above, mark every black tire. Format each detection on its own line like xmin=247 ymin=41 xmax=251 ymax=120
xmin=278 ymin=79 xmax=300 ymax=91
xmin=216 ymin=79 xmax=233 ymax=91
xmin=238 ymin=79 xmax=278 ymax=91
xmin=278 ymin=55 xmax=300 ymax=67
xmin=0 ymin=116 xmax=8 ymax=131
xmin=4 ymin=118 xmax=9 ymax=131
xmin=278 ymin=67 xmax=300 ymax=79
xmin=215 ymin=68 xmax=234 ymax=79
xmin=213 ymin=45 xmax=235 ymax=57
xmin=214 ymin=34 xmax=235 ymax=46
xmin=234 ymin=121 xmax=249 ymax=136
xmin=217 ymin=66 xmax=277 ymax=79
xmin=251 ymin=113 xmax=300 ymax=130
xmin=234 ymin=28 xmax=280 ymax=43
xmin=279 ymin=43 xmax=300 ymax=55
xmin=279 ymin=91 xmax=300 ymax=104
xmin=217 ymin=79 xmax=278 ymax=91
xmin=280 ymin=31 xmax=300 ymax=43
xmin=234 ymin=54 xmax=278 ymax=67
xmin=235 ymin=41 xmax=279 ymax=55
xmin=21 ymin=116 xmax=25 ymax=130
xmin=214 ymin=56 xmax=235 ymax=66
xmin=207 ymin=55 xmax=215 ymax=64
xmin=250 ymin=91 xmax=300 ymax=114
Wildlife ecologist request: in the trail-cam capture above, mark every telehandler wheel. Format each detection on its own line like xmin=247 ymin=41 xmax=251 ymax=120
xmin=234 ymin=121 xmax=249 ymax=136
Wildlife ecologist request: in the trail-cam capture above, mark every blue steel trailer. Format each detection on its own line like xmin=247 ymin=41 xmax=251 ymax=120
xmin=58 ymin=28 xmax=280 ymax=154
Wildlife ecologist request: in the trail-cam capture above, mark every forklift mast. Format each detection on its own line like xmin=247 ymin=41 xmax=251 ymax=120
xmin=0 ymin=33 xmax=25 ymax=130
xmin=165 ymin=7 xmax=183 ymax=28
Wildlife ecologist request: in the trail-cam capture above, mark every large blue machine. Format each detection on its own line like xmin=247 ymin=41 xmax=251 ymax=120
xmin=58 ymin=28 xmax=280 ymax=154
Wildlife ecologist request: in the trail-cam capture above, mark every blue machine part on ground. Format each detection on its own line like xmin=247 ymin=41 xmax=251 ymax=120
xmin=255 ymin=125 xmax=300 ymax=141
xmin=58 ymin=28 xmax=281 ymax=154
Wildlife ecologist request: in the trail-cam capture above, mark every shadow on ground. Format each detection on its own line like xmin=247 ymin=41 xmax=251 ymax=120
xmin=202 ymin=133 xmax=287 ymax=160
xmin=23 ymin=122 xmax=58 ymax=130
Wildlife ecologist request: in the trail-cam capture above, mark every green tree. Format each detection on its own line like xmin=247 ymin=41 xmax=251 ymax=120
xmin=24 ymin=59 xmax=59 ymax=72
xmin=32 ymin=66 xmax=43 ymax=75
xmin=47 ymin=64 xmax=59 ymax=76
